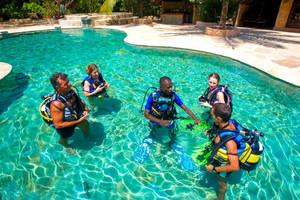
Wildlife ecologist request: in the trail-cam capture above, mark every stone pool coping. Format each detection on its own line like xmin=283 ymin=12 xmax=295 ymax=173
xmin=1 ymin=24 xmax=300 ymax=87
xmin=0 ymin=62 xmax=12 ymax=80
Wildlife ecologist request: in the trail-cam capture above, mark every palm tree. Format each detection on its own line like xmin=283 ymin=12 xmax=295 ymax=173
xmin=100 ymin=0 xmax=117 ymax=13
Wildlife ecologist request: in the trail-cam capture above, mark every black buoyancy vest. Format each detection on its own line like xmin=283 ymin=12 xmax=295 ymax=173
xmin=150 ymin=91 xmax=177 ymax=120
xmin=203 ymin=85 xmax=232 ymax=107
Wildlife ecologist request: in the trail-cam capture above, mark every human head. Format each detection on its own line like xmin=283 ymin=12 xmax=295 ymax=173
xmin=159 ymin=76 xmax=172 ymax=96
xmin=50 ymin=72 xmax=71 ymax=93
xmin=86 ymin=64 xmax=99 ymax=75
xmin=86 ymin=64 xmax=99 ymax=79
xmin=211 ymin=103 xmax=231 ymax=124
xmin=208 ymin=73 xmax=220 ymax=89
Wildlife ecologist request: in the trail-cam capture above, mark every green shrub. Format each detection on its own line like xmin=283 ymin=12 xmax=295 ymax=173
xmin=197 ymin=0 xmax=239 ymax=23
xmin=22 ymin=2 xmax=44 ymax=18
xmin=42 ymin=0 xmax=57 ymax=18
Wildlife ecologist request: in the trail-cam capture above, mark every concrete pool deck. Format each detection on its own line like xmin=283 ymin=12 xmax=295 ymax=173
xmin=1 ymin=23 xmax=300 ymax=87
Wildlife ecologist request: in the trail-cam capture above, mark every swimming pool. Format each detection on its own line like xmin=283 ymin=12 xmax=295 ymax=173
xmin=0 ymin=28 xmax=299 ymax=199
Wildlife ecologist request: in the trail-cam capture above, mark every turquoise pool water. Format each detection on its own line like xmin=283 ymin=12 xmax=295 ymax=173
xmin=0 ymin=28 xmax=299 ymax=199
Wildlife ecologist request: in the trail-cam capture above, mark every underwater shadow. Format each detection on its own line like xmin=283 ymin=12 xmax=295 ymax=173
xmin=93 ymin=97 xmax=122 ymax=116
xmin=0 ymin=72 xmax=30 ymax=115
xmin=197 ymin=169 xmax=243 ymax=195
xmin=70 ymin=122 xmax=106 ymax=150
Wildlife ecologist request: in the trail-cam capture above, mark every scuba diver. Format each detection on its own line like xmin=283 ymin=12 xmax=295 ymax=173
xmin=134 ymin=76 xmax=200 ymax=166
xmin=204 ymin=103 xmax=263 ymax=200
xmin=48 ymin=72 xmax=90 ymax=153
xmin=82 ymin=63 xmax=110 ymax=98
xmin=198 ymin=73 xmax=232 ymax=109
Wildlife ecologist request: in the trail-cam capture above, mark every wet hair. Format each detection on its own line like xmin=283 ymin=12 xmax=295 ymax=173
xmin=212 ymin=103 xmax=232 ymax=122
xmin=208 ymin=73 xmax=220 ymax=83
xmin=50 ymin=72 xmax=68 ymax=89
xmin=86 ymin=64 xmax=99 ymax=75
xmin=159 ymin=76 xmax=172 ymax=86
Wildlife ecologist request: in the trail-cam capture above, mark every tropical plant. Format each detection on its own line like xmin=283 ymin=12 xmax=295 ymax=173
xmin=194 ymin=0 xmax=239 ymax=24
xmin=100 ymin=0 xmax=117 ymax=13
xmin=22 ymin=2 xmax=45 ymax=18
xmin=42 ymin=0 xmax=57 ymax=18
xmin=72 ymin=0 xmax=104 ymax=13
xmin=0 ymin=0 xmax=28 ymax=20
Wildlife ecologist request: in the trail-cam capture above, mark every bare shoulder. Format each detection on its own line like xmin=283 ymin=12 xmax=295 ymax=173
xmin=84 ymin=80 xmax=91 ymax=86
xmin=225 ymin=140 xmax=237 ymax=151
xmin=217 ymin=91 xmax=225 ymax=96
xmin=50 ymin=100 xmax=64 ymax=110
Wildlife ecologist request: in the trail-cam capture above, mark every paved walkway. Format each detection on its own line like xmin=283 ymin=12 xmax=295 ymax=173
xmin=1 ymin=23 xmax=300 ymax=87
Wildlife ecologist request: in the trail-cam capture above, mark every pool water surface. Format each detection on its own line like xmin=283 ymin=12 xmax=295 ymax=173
xmin=0 ymin=28 xmax=299 ymax=199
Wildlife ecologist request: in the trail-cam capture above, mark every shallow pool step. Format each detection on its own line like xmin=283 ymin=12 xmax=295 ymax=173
xmin=59 ymin=13 xmax=138 ymax=28
xmin=58 ymin=19 xmax=82 ymax=28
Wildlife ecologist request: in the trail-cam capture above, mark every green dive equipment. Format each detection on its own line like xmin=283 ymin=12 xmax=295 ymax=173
xmin=191 ymin=140 xmax=213 ymax=167
xmin=179 ymin=118 xmax=210 ymax=133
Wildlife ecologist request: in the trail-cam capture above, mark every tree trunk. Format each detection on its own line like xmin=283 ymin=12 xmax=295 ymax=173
xmin=192 ymin=2 xmax=197 ymax=24
xmin=138 ymin=0 xmax=144 ymax=18
xmin=219 ymin=0 xmax=229 ymax=28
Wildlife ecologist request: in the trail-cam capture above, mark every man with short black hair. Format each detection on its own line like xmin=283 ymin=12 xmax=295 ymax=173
xmin=134 ymin=76 xmax=200 ymax=164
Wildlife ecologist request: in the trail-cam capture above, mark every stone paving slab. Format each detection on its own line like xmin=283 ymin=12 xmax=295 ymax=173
xmin=0 ymin=62 xmax=12 ymax=80
xmin=0 ymin=23 xmax=300 ymax=87
xmin=273 ymin=56 xmax=300 ymax=68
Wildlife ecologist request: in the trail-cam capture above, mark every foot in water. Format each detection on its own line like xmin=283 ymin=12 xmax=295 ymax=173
xmin=170 ymin=143 xmax=198 ymax=172
xmin=133 ymin=138 xmax=153 ymax=163
xmin=66 ymin=147 xmax=76 ymax=155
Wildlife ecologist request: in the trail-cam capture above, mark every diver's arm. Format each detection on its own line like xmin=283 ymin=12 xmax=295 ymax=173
xmin=103 ymin=79 xmax=110 ymax=89
xmin=180 ymin=104 xmax=200 ymax=125
xmin=144 ymin=110 xmax=169 ymax=126
xmin=51 ymin=101 xmax=88 ymax=129
xmin=81 ymin=99 xmax=89 ymax=115
xmin=206 ymin=140 xmax=240 ymax=173
xmin=216 ymin=92 xmax=225 ymax=104
xmin=83 ymin=81 xmax=103 ymax=97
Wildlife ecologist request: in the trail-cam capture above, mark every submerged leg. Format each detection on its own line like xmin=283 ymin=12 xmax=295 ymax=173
xmin=78 ymin=119 xmax=90 ymax=137
xmin=59 ymin=137 xmax=75 ymax=154
xmin=216 ymin=175 xmax=227 ymax=200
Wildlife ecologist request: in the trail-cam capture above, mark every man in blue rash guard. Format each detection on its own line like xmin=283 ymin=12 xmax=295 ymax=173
xmin=144 ymin=76 xmax=200 ymax=141
xmin=134 ymin=76 xmax=200 ymax=165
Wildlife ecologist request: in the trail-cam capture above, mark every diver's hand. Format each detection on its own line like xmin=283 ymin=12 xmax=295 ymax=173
xmin=159 ymin=119 xmax=170 ymax=126
xmin=95 ymin=85 xmax=105 ymax=93
xmin=79 ymin=112 xmax=89 ymax=122
xmin=201 ymin=101 xmax=211 ymax=108
xmin=83 ymin=110 xmax=89 ymax=116
xmin=206 ymin=164 xmax=214 ymax=172
xmin=194 ymin=118 xmax=200 ymax=125
xmin=94 ymin=86 xmax=102 ymax=93
xmin=104 ymin=82 xmax=110 ymax=89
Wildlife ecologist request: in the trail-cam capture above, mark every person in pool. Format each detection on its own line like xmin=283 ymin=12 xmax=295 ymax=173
xmin=50 ymin=72 xmax=90 ymax=153
xmin=134 ymin=76 xmax=200 ymax=165
xmin=206 ymin=103 xmax=241 ymax=200
xmin=144 ymin=76 xmax=200 ymax=142
xmin=198 ymin=73 xmax=232 ymax=109
xmin=82 ymin=63 xmax=110 ymax=98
